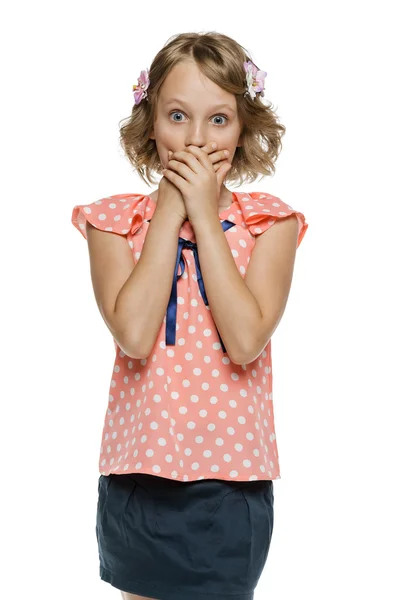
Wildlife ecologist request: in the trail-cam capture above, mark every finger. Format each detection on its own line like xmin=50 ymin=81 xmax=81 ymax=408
xmin=212 ymin=158 xmax=229 ymax=171
xmin=180 ymin=143 xmax=228 ymax=164
xmin=207 ymin=149 xmax=230 ymax=165
xmin=167 ymin=157 xmax=198 ymax=181
xmin=170 ymin=150 xmax=202 ymax=175
xmin=196 ymin=144 xmax=230 ymax=166
xmin=161 ymin=167 xmax=188 ymax=192
xmin=184 ymin=145 xmax=213 ymax=171
xmin=216 ymin=162 xmax=232 ymax=187
xmin=200 ymin=141 xmax=218 ymax=154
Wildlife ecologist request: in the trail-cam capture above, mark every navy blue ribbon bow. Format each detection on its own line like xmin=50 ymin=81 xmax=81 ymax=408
xmin=165 ymin=219 xmax=236 ymax=353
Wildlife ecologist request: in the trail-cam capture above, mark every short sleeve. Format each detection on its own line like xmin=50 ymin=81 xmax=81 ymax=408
xmin=236 ymin=191 xmax=308 ymax=249
xmin=71 ymin=193 xmax=147 ymax=240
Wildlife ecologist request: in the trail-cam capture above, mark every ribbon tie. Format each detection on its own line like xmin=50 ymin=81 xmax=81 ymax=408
xmin=166 ymin=219 xmax=236 ymax=353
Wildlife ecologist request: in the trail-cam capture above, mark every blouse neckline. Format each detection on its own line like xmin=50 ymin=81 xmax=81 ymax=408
xmin=144 ymin=190 xmax=239 ymax=219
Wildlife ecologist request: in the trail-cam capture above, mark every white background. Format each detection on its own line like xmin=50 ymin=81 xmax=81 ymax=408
xmin=2 ymin=1 xmax=399 ymax=598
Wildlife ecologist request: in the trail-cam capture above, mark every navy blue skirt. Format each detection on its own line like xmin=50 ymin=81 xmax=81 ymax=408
xmin=96 ymin=472 xmax=274 ymax=600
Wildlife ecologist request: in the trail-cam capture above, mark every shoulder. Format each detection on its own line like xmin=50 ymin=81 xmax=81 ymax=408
xmin=234 ymin=191 xmax=309 ymax=249
xmin=71 ymin=193 xmax=149 ymax=240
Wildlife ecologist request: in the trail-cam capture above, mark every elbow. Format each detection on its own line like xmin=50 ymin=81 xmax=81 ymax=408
xmin=227 ymin=345 xmax=253 ymax=367
xmin=118 ymin=321 xmax=158 ymax=360
xmin=230 ymin=350 xmax=254 ymax=366
xmin=232 ymin=335 xmax=270 ymax=366
xmin=119 ymin=334 xmax=150 ymax=360
xmin=110 ymin=311 xmax=154 ymax=360
xmin=224 ymin=336 xmax=255 ymax=366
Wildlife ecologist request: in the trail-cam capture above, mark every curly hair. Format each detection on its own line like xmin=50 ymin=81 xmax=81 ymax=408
xmin=118 ymin=31 xmax=286 ymax=188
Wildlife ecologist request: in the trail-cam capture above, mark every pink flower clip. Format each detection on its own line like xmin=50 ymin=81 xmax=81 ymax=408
xmin=243 ymin=61 xmax=267 ymax=100
xmin=132 ymin=68 xmax=150 ymax=105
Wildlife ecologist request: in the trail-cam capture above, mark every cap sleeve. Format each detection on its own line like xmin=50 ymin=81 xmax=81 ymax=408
xmin=71 ymin=193 xmax=147 ymax=240
xmin=236 ymin=192 xmax=308 ymax=249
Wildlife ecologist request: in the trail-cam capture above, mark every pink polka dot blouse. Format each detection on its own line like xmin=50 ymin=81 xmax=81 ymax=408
xmin=71 ymin=191 xmax=308 ymax=482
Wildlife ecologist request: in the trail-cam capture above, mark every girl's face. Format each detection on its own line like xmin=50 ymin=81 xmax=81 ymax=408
xmin=150 ymin=60 xmax=243 ymax=171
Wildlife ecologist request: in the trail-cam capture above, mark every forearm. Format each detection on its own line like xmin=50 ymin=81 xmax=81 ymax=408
xmin=192 ymin=214 xmax=263 ymax=364
xmin=114 ymin=206 xmax=183 ymax=358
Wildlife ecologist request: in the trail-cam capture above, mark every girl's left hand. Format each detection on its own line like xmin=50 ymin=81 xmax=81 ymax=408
xmin=161 ymin=144 xmax=232 ymax=225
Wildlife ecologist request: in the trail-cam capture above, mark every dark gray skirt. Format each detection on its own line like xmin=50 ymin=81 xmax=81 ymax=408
xmin=96 ymin=472 xmax=274 ymax=600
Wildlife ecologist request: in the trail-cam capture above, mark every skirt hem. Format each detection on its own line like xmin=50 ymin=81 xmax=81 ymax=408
xmin=100 ymin=564 xmax=255 ymax=600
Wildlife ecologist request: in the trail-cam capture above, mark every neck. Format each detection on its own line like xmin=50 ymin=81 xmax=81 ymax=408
xmin=219 ymin=185 xmax=232 ymax=206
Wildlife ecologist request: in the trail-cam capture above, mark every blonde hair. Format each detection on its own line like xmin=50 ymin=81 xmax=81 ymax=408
xmin=119 ymin=31 xmax=286 ymax=188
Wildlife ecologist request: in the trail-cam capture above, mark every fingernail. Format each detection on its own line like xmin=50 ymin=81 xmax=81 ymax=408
xmin=168 ymin=150 xmax=172 ymax=157
xmin=224 ymin=150 xmax=229 ymax=156
xmin=211 ymin=142 xmax=217 ymax=149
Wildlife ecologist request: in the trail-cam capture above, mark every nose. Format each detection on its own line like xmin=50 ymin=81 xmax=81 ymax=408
xmin=184 ymin=123 xmax=208 ymax=149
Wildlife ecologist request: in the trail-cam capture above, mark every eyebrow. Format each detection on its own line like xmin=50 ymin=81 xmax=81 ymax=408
xmin=164 ymin=98 xmax=236 ymax=113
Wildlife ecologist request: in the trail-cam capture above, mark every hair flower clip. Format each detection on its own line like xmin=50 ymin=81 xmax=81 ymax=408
xmin=243 ymin=61 xmax=267 ymax=100
xmin=132 ymin=68 xmax=150 ymax=105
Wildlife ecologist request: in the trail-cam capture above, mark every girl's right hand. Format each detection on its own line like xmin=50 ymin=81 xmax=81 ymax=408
xmin=157 ymin=141 xmax=229 ymax=225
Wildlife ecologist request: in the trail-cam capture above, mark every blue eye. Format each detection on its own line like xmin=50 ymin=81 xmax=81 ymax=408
xmin=211 ymin=115 xmax=228 ymax=125
xmin=170 ymin=111 xmax=185 ymax=122
xmin=169 ymin=111 xmax=228 ymax=126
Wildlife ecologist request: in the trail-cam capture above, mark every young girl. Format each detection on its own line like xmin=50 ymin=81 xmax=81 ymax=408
xmin=71 ymin=31 xmax=308 ymax=600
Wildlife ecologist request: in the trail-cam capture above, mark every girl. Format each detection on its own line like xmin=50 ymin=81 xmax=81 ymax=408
xmin=71 ymin=31 xmax=308 ymax=600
